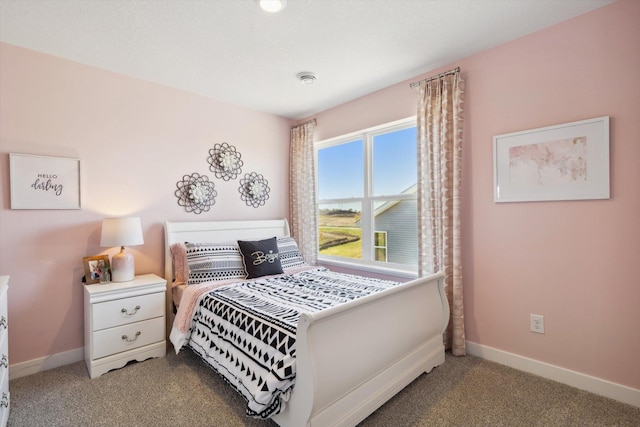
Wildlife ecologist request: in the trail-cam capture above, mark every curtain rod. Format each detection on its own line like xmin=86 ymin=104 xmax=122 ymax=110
xmin=291 ymin=118 xmax=317 ymax=130
xmin=409 ymin=67 xmax=460 ymax=88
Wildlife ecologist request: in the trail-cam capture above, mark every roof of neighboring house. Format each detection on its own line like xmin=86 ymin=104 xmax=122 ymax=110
xmin=373 ymin=184 xmax=418 ymax=217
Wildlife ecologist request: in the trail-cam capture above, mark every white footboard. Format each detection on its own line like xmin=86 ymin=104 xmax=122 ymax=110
xmin=273 ymin=271 xmax=449 ymax=427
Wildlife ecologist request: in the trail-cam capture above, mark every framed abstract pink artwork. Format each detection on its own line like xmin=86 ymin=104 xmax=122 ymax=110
xmin=493 ymin=116 xmax=609 ymax=203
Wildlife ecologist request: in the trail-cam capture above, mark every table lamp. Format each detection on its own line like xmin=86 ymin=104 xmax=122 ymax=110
xmin=100 ymin=217 xmax=144 ymax=282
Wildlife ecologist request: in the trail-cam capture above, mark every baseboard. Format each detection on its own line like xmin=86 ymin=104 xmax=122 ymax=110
xmin=466 ymin=341 xmax=640 ymax=408
xmin=9 ymin=347 xmax=84 ymax=380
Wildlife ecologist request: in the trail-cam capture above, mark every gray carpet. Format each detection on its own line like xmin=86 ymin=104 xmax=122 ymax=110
xmin=8 ymin=350 xmax=639 ymax=426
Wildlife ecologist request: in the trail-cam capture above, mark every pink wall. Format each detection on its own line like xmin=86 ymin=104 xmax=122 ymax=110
xmin=314 ymin=0 xmax=640 ymax=390
xmin=0 ymin=43 xmax=291 ymax=364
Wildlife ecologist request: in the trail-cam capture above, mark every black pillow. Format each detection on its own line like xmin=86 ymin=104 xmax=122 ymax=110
xmin=238 ymin=237 xmax=284 ymax=279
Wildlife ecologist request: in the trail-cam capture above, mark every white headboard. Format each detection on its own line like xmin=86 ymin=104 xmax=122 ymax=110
xmin=163 ymin=218 xmax=290 ymax=285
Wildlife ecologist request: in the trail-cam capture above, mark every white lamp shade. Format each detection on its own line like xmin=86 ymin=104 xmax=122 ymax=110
xmin=100 ymin=217 xmax=144 ymax=247
xmin=100 ymin=217 xmax=144 ymax=282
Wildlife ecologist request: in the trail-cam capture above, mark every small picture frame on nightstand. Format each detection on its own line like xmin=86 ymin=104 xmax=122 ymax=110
xmin=82 ymin=255 xmax=111 ymax=284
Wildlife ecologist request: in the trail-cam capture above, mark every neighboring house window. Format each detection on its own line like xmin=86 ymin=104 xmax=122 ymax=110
xmin=374 ymin=231 xmax=388 ymax=262
xmin=316 ymin=117 xmax=417 ymax=273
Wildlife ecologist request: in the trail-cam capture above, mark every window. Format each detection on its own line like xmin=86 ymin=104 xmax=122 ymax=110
xmin=316 ymin=117 xmax=417 ymax=273
xmin=374 ymin=231 xmax=388 ymax=262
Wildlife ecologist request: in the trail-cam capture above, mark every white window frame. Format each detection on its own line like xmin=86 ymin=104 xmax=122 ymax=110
xmin=315 ymin=116 xmax=418 ymax=277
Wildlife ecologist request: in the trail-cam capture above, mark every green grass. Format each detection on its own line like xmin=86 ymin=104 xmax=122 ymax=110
xmin=318 ymin=211 xmax=363 ymax=259
xmin=319 ymin=226 xmax=362 ymax=258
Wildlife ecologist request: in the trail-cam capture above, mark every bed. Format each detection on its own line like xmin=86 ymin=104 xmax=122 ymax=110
xmin=164 ymin=219 xmax=449 ymax=427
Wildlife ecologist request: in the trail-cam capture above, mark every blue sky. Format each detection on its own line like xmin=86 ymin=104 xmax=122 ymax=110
xmin=318 ymin=126 xmax=417 ymax=201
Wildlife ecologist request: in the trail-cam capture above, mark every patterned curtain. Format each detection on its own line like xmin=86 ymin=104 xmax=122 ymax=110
xmin=290 ymin=121 xmax=318 ymax=265
xmin=416 ymin=70 xmax=466 ymax=356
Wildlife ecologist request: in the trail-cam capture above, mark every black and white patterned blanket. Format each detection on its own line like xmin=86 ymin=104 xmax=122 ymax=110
xmin=173 ymin=267 xmax=401 ymax=419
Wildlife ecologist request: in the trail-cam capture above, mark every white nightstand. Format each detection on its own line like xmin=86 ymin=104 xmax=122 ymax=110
xmin=84 ymin=273 xmax=166 ymax=379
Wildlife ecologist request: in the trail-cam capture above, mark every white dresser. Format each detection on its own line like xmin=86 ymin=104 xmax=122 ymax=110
xmin=84 ymin=274 xmax=166 ymax=379
xmin=0 ymin=276 xmax=9 ymax=427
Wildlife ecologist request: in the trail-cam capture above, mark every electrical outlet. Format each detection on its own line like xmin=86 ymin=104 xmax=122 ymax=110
xmin=530 ymin=314 xmax=544 ymax=334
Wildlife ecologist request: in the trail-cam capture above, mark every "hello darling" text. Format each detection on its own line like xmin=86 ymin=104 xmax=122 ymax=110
xmin=31 ymin=174 xmax=63 ymax=196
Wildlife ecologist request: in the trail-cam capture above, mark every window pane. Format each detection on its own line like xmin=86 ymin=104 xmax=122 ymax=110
xmin=374 ymin=231 xmax=387 ymax=247
xmin=318 ymin=203 xmax=362 ymax=260
xmin=318 ymin=139 xmax=363 ymax=200
xmin=375 ymin=248 xmax=387 ymax=262
xmin=372 ymin=127 xmax=417 ymax=196
xmin=373 ymin=199 xmax=417 ymax=266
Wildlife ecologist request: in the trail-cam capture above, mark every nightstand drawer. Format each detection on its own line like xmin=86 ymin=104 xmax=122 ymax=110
xmin=0 ymin=377 xmax=8 ymax=426
xmin=0 ymin=284 xmax=7 ymax=347
xmin=0 ymin=329 xmax=7 ymax=387
xmin=0 ymin=316 xmax=6 ymax=350
xmin=0 ymin=316 xmax=5 ymax=344
xmin=92 ymin=317 xmax=164 ymax=359
xmin=92 ymin=291 xmax=164 ymax=331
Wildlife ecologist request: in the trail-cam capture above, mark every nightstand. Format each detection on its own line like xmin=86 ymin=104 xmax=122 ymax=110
xmin=84 ymin=273 xmax=166 ymax=379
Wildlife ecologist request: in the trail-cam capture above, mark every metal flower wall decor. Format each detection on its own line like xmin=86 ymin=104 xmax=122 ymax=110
xmin=239 ymin=172 xmax=270 ymax=208
xmin=208 ymin=142 xmax=244 ymax=181
xmin=174 ymin=143 xmax=271 ymax=211
xmin=175 ymin=172 xmax=217 ymax=214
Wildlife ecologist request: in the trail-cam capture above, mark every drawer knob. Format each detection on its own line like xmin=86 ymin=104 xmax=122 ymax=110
xmin=0 ymin=354 xmax=6 ymax=368
xmin=121 ymin=305 xmax=141 ymax=316
xmin=121 ymin=331 xmax=141 ymax=343
xmin=0 ymin=316 xmax=6 ymax=329
xmin=0 ymin=392 xmax=8 ymax=408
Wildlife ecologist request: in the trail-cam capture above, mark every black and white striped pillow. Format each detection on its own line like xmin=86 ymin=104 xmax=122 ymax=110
xmin=277 ymin=237 xmax=308 ymax=270
xmin=184 ymin=242 xmax=245 ymax=285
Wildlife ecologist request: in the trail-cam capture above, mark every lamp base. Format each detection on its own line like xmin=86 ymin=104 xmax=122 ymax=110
xmin=111 ymin=247 xmax=135 ymax=282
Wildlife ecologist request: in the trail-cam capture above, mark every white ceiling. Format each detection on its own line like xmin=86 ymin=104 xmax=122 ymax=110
xmin=0 ymin=0 xmax=614 ymax=120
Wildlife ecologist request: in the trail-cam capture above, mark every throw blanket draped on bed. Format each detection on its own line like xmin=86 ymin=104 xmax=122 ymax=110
xmin=170 ymin=267 xmax=401 ymax=419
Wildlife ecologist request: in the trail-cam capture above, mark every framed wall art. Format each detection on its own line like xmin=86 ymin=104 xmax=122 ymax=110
xmin=9 ymin=153 xmax=82 ymax=209
xmin=493 ymin=116 xmax=609 ymax=203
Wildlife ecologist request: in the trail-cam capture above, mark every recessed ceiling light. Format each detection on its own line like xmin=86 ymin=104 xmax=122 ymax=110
xmin=297 ymin=72 xmax=317 ymax=85
xmin=258 ymin=0 xmax=287 ymax=13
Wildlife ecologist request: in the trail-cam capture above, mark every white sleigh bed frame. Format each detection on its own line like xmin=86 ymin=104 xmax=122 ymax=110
xmin=164 ymin=219 xmax=449 ymax=427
